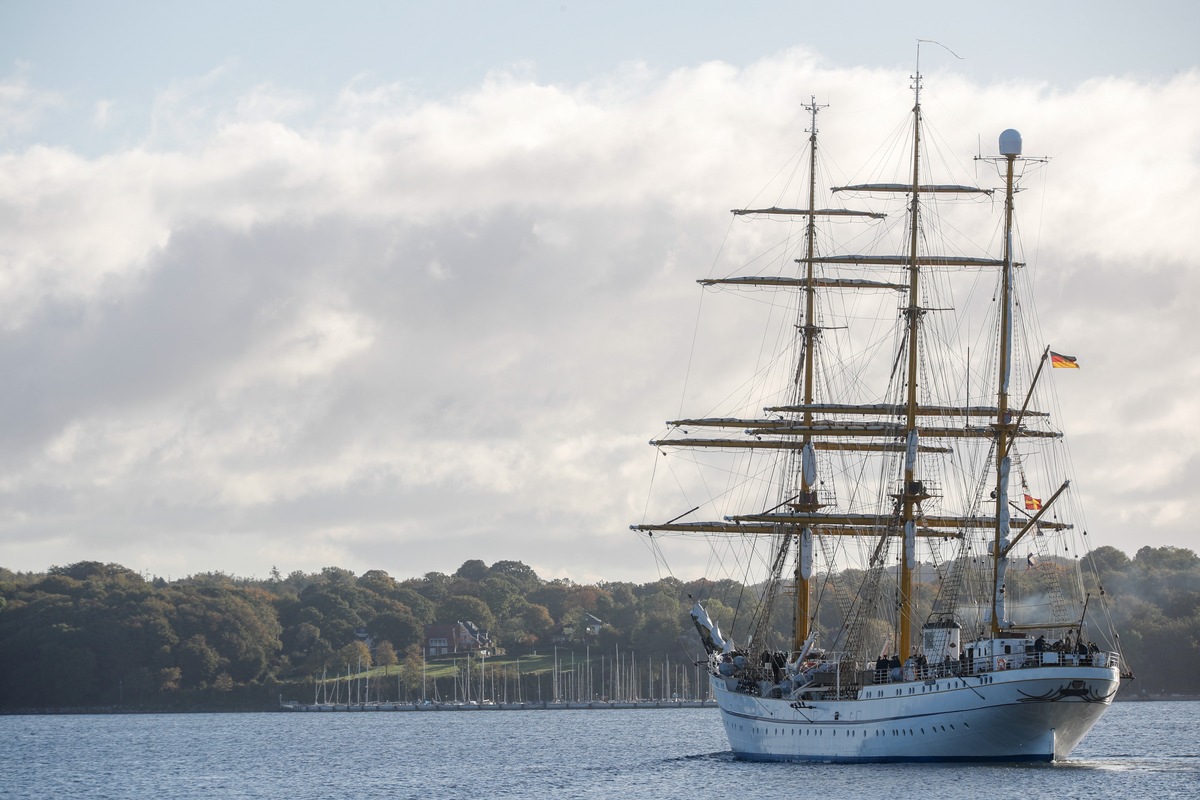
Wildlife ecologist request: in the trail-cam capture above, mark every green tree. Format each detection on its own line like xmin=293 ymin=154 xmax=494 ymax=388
xmin=176 ymin=634 xmax=221 ymax=688
xmin=335 ymin=640 xmax=371 ymax=671
xmin=375 ymin=640 xmax=398 ymax=673
xmin=320 ymin=566 xmax=357 ymax=586
xmin=454 ymin=560 xmax=489 ymax=582
xmin=437 ymin=595 xmax=496 ymax=631
xmin=358 ymin=570 xmax=400 ymax=598
xmin=406 ymin=572 xmax=451 ymax=604
xmin=1081 ymin=545 xmax=1131 ymax=577
xmin=299 ymin=637 xmax=335 ymax=675
xmin=1134 ymin=546 xmax=1199 ymax=571
xmin=369 ymin=611 xmax=421 ymax=651
xmin=393 ymin=589 xmax=436 ymax=625
xmin=401 ymin=643 xmax=426 ymax=701
xmin=169 ymin=585 xmax=282 ymax=683
xmin=478 ymin=576 xmax=522 ymax=619
xmin=495 ymin=601 xmax=553 ymax=646
xmin=489 ymin=560 xmax=541 ymax=592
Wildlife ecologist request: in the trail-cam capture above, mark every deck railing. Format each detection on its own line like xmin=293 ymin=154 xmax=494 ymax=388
xmin=869 ymin=650 xmax=1118 ymax=685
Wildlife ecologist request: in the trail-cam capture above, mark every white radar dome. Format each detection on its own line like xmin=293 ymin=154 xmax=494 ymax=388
xmin=999 ymin=129 xmax=1022 ymax=156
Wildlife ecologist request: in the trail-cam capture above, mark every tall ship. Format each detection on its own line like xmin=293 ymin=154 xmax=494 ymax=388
xmin=632 ymin=53 xmax=1128 ymax=762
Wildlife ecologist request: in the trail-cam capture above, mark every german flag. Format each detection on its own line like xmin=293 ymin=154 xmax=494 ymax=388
xmin=1024 ymin=494 xmax=1042 ymax=511
xmin=1050 ymin=351 xmax=1079 ymax=369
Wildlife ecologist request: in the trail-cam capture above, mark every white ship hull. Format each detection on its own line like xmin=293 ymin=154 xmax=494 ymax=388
xmin=713 ymin=664 xmax=1119 ymax=762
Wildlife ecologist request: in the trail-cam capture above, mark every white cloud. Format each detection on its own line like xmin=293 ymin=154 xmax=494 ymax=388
xmin=0 ymin=50 xmax=1197 ymax=582
xmin=92 ymin=99 xmax=114 ymax=130
xmin=0 ymin=63 xmax=62 ymax=141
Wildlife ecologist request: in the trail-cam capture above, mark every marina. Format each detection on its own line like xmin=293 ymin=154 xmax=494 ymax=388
xmin=278 ymin=698 xmax=716 ymax=711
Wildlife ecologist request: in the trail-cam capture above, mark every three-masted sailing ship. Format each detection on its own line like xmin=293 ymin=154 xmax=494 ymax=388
xmin=633 ymin=58 xmax=1127 ymax=762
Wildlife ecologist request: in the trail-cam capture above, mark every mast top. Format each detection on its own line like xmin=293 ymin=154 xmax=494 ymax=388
xmin=999 ymin=129 xmax=1023 ymax=156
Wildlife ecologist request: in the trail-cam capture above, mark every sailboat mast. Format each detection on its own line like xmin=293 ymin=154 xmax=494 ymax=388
xmin=898 ymin=68 xmax=924 ymax=661
xmin=991 ymin=129 xmax=1021 ymax=636
xmin=793 ymin=97 xmax=825 ymax=652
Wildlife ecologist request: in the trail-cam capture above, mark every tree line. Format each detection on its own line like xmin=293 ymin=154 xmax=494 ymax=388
xmin=0 ymin=545 xmax=1195 ymax=710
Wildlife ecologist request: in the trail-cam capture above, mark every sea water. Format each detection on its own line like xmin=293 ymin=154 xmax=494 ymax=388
xmin=2 ymin=701 xmax=1197 ymax=799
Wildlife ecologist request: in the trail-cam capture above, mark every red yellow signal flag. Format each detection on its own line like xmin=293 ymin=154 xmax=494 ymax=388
xmin=1049 ymin=351 xmax=1080 ymax=369
xmin=1024 ymin=494 xmax=1043 ymax=511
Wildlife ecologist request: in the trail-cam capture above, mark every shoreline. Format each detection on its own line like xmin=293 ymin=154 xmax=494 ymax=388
xmin=278 ymin=699 xmax=718 ymax=712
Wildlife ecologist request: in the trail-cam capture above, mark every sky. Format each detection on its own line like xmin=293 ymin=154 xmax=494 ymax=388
xmin=1 ymin=1 xmax=1198 ymax=584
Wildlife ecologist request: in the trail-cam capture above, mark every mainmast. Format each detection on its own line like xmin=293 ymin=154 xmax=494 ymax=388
xmin=792 ymin=97 xmax=827 ymax=652
xmin=897 ymin=65 xmax=925 ymax=661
